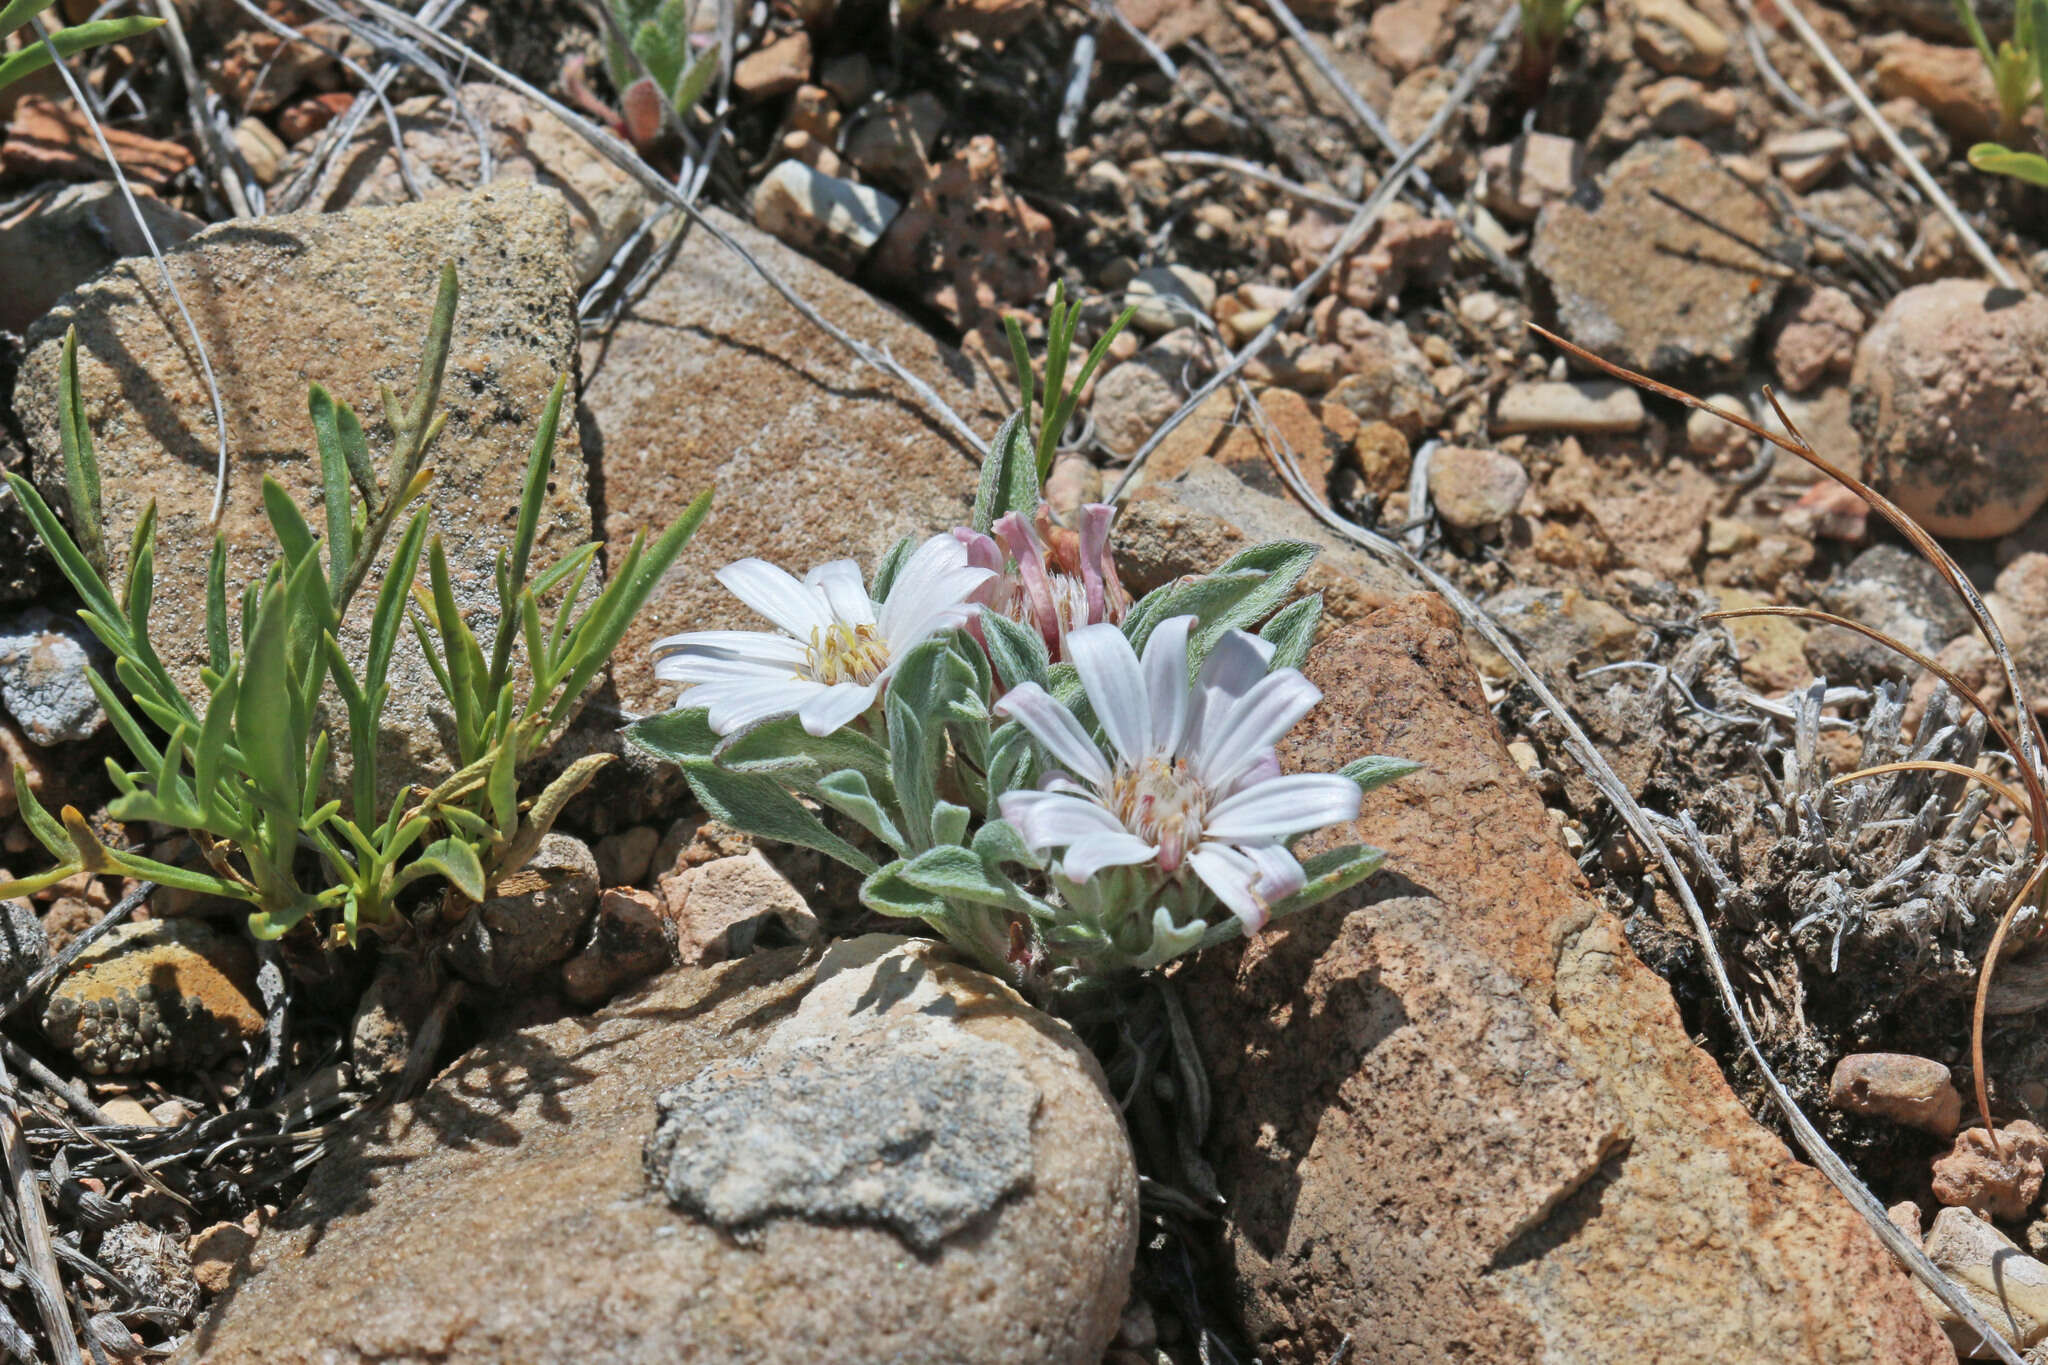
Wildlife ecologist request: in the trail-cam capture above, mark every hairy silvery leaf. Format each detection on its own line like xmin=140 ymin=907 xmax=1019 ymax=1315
xmin=892 ymin=844 xmax=1052 ymax=920
xmin=1340 ymin=756 xmax=1422 ymax=794
xmin=716 ymin=715 xmax=894 ymax=796
xmin=1259 ymin=593 xmax=1323 ymax=671
xmin=870 ymin=535 xmax=916 ymax=601
xmin=932 ymin=800 xmax=971 ymax=849
xmin=815 ymin=769 xmax=909 ymax=856
xmin=1129 ymin=908 xmax=1208 ymax=970
xmin=971 ymin=410 xmax=1039 ymax=535
xmin=859 ymin=862 xmax=953 ymax=922
xmin=980 ymin=607 xmax=1050 ymax=692
xmin=685 ymin=764 xmax=878 ymax=876
xmin=1123 ymin=540 xmax=1319 ymax=660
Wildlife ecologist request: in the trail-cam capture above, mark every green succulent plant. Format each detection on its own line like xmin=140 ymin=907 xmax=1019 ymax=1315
xmin=1956 ymin=0 xmax=2048 ymax=186
xmin=0 ymin=266 xmax=709 ymax=946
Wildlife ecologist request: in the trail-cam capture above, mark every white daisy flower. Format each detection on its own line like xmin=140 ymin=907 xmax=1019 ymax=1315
xmin=651 ymin=533 xmax=993 ymax=738
xmin=994 ymin=615 xmax=1363 ymax=933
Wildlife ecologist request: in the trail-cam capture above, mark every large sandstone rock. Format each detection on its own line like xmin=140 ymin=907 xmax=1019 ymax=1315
xmin=1184 ymin=594 xmax=1952 ymax=1363
xmin=282 ymin=84 xmax=654 ymax=291
xmin=1531 ymin=138 xmax=1793 ymax=380
xmin=1852 ymin=280 xmax=2048 ymax=539
xmin=14 ymin=184 xmax=590 ymax=799
xmin=581 ymin=205 xmax=1003 ymax=715
xmin=180 ymin=936 xmax=1137 ymax=1364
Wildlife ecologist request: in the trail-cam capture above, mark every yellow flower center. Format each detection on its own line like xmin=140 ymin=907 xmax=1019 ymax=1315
xmin=1108 ymin=756 xmax=1208 ymax=874
xmin=806 ymin=622 xmax=891 ymax=686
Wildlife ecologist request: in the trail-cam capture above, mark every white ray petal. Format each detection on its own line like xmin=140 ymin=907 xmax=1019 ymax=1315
xmin=1058 ymin=832 xmax=1159 ymax=883
xmin=797 ymin=681 xmax=881 ymax=736
xmin=650 ymin=630 xmax=809 ymax=667
xmin=1142 ymin=615 xmax=1193 ymax=758
xmin=1193 ymin=669 xmax=1321 ymax=790
xmin=1067 ymin=623 xmax=1151 ymax=763
xmin=1205 ymin=774 xmax=1362 ymax=842
xmin=1188 ymin=844 xmax=1269 ymax=932
xmin=998 ymin=789 xmax=1126 ymax=851
xmin=804 ymin=559 xmax=877 ymax=627
xmin=716 ymin=559 xmax=830 ymax=639
xmin=879 ymin=534 xmax=988 ymax=642
xmin=995 ymin=683 xmax=1112 ymax=788
xmin=1184 ymin=629 xmax=1276 ymax=757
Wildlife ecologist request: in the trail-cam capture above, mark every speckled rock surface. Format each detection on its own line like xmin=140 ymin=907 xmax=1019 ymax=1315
xmin=14 ymin=184 xmax=590 ymax=799
xmin=0 ymin=605 xmax=104 ymax=745
xmin=179 ymin=938 xmax=1137 ymax=1364
xmin=283 ymin=83 xmax=653 ymax=289
xmin=1852 ymin=280 xmax=2048 ymax=538
xmin=42 ymin=920 xmax=264 ymax=1075
xmin=0 ymin=897 xmax=47 ymax=999
xmin=1531 ymin=138 xmax=1793 ymax=380
xmin=1182 ymin=594 xmax=1952 ymax=1363
xmin=647 ymin=938 xmax=1040 ymax=1251
xmin=581 ymin=204 xmax=1002 ymax=715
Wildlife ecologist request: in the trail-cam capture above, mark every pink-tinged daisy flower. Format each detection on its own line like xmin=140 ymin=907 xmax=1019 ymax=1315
xmin=994 ymin=616 xmax=1362 ymax=932
xmin=954 ymin=503 xmax=1131 ymax=662
xmin=651 ymin=533 xmax=992 ymax=738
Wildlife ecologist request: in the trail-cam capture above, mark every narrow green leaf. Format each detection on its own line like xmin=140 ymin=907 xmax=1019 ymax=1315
xmin=494 ymin=753 xmax=615 ymax=877
xmin=262 ymin=476 xmax=318 ymax=569
xmin=205 ymin=536 xmax=229 ymax=677
xmin=1968 ymin=142 xmax=2048 ymax=185
xmin=2 ymin=472 xmax=122 ymax=628
xmin=54 ymin=327 xmax=106 ymax=577
xmin=366 ymin=508 xmax=428 ymax=699
xmin=309 ymin=384 xmax=358 ymax=597
xmin=194 ymin=667 xmax=240 ymax=817
xmin=0 ymin=0 xmax=62 ymax=39
xmin=1003 ymin=314 xmax=1035 ymax=432
xmin=11 ymin=768 xmax=69 ymax=861
xmin=544 ymin=490 xmax=711 ymax=732
xmin=0 ymin=15 xmax=163 ymax=94
xmin=236 ymin=581 xmax=302 ymax=811
xmin=672 ymin=42 xmax=718 ymax=110
xmin=394 ymin=836 xmax=487 ymax=902
xmin=493 ymin=373 xmax=566 ymax=690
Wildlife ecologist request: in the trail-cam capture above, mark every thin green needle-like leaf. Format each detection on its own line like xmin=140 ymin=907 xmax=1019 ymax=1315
xmin=205 ymin=535 xmax=229 ymax=676
xmin=309 ymin=384 xmax=358 ymax=597
xmin=54 ymin=326 xmax=106 ymax=576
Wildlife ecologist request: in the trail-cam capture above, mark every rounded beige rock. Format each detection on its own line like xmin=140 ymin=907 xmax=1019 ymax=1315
xmin=1853 ymin=280 xmax=2048 ymax=539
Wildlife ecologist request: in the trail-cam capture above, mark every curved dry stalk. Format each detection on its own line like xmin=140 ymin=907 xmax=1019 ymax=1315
xmin=1546 ymin=324 xmax=2048 ymax=1164
xmin=1702 ymin=606 xmax=2042 ymax=826
xmin=1832 ymin=762 xmax=2033 ymax=818
xmin=1539 ymin=324 xmax=2048 ymax=789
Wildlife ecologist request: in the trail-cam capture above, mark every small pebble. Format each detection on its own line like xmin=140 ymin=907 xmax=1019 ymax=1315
xmin=1828 ymin=1052 xmax=1962 ymax=1137
xmin=1492 ymin=381 xmax=1646 ymax=436
xmin=1427 ymin=445 xmax=1529 ymax=529
xmin=1933 ymin=1120 xmax=2047 ymax=1221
